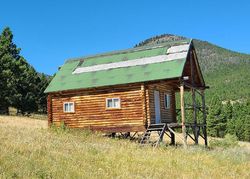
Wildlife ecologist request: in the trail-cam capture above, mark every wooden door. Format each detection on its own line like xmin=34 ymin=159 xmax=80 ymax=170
xmin=154 ymin=90 xmax=161 ymax=124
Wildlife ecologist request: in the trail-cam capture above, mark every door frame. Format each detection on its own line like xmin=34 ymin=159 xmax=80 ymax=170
xmin=154 ymin=90 xmax=161 ymax=124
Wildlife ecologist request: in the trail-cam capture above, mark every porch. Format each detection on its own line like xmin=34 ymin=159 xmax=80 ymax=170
xmin=140 ymin=80 xmax=209 ymax=147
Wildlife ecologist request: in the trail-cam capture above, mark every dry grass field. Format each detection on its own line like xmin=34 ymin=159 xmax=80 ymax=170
xmin=0 ymin=115 xmax=250 ymax=178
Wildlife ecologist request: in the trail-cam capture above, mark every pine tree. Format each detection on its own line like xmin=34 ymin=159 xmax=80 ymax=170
xmin=223 ymin=101 xmax=233 ymax=120
xmin=243 ymin=116 xmax=250 ymax=141
xmin=226 ymin=119 xmax=236 ymax=135
xmin=14 ymin=64 xmax=39 ymax=114
xmin=207 ymin=95 xmax=227 ymax=137
xmin=36 ymin=73 xmax=51 ymax=113
xmin=0 ymin=27 xmax=49 ymax=115
xmin=0 ymin=27 xmax=20 ymax=114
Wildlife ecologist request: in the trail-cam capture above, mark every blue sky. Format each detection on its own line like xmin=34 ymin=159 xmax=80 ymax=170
xmin=1 ymin=0 xmax=250 ymax=75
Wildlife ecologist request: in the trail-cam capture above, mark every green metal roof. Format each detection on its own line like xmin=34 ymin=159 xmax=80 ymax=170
xmin=45 ymin=39 xmax=191 ymax=93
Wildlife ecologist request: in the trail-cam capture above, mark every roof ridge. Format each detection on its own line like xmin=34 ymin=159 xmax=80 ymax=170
xmin=65 ymin=39 xmax=190 ymax=63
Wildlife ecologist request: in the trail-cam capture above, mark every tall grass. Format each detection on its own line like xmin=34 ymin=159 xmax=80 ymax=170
xmin=0 ymin=115 xmax=249 ymax=178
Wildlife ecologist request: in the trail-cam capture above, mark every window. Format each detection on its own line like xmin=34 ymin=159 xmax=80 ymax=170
xmin=63 ymin=102 xmax=75 ymax=112
xmin=106 ymin=98 xmax=120 ymax=109
xmin=164 ymin=93 xmax=171 ymax=109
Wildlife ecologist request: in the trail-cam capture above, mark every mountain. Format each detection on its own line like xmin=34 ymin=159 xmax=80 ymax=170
xmin=135 ymin=34 xmax=250 ymax=101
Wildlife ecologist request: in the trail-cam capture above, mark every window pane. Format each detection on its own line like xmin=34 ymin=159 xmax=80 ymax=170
xmin=168 ymin=95 xmax=170 ymax=108
xmin=64 ymin=103 xmax=74 ymax=112
xmin=113 ymin=99 xmax=120 ymax=108
xmin=165 ymin=94 xmax=170 ymax=109
xmin=69 ymin=103 xmax=74 ymax=112
xmin=64 ymin=103 xmax=69 ymax=112
xmin=106 ymin=98 xmax=120 ymax=108
xmin=107 ymin=99 xmax=113 ymax=108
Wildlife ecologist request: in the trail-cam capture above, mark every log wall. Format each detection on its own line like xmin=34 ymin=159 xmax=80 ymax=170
xmin=47 ymin=95 xmax=52 ymax=126
xmin=146 ymin=81 xmax=177 ymax=124
xmin=48 ymin=84 xmax=145 ymax=132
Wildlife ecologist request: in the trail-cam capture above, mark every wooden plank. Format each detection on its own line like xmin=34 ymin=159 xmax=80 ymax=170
xmin=192 ymin=48 xmax=205 ymax=86
xmin=180 ymin=84 xmax=187 ymax=148
xmin=145 ymin=87 xmax=151 ymax=125
xmin=201 ymin=90 xmax=208 ymax=146
xmin=141 ymin=83 xmax=148 ymax=127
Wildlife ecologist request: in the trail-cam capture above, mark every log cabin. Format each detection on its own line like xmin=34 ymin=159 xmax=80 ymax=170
xmin=45 ymin=39 xmax=208 ymax=146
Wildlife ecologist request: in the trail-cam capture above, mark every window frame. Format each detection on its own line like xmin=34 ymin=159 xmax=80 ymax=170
xmin=164 ymin=93 xmax=171 ymax=109
xmin=106 ymin=97 xmax=121 ymax=109
xmin=63 ymin=102 xmax=75 ymax=113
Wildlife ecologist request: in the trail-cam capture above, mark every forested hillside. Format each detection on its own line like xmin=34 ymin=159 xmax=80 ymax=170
xmin=0 ymin=27 xmax=51 ymax=115
xmin=135 ymin=34 xmax=250 ymax=141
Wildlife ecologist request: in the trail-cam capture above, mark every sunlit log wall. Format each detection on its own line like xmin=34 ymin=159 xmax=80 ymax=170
xmin=48 ymin=84 xmax=145 ymax=132
xmin=146 ymin=81 xmax=177 ymax=125
xmin=47 ymin=81 xmax=178 ymax=132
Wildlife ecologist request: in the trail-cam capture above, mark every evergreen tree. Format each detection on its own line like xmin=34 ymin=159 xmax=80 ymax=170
xmin=226 ymin=100 xmax=250 ymax=141
xmin=14 ymin=64 xmax=39 ymax=114
xmin=226 ymin=119 xmax=236 ymax=136
xmin=234 ymin=117 xmax=245 ymax=140
xmin=0 ymin=27 xmax=20 ymax=114
xmin=207 ymin=95 xmax=227 ymax=137
xmin=223 ymin=101 xmax=233 ymax=120
xmin=243 ymin=116 xmax=250 ymax=141
xmin=0 ymin=27 xmax=50 ymax=115
xmin=37 ymin=73 xmax=51 ymax=113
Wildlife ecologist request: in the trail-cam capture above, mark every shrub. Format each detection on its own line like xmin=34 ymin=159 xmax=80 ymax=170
xmin=49 ymin=121 xmax=69 ymax=134
xmin=210 ymin=134 xmax=238 ymax=148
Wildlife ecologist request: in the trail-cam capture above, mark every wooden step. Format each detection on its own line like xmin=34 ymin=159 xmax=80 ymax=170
xmin=147 ymin=127 xmax=164 ymax=131
xmin=148 ymin=123 xmax=165 ymax=127
xmin=139 ymin=123 xmax=167 ymax=147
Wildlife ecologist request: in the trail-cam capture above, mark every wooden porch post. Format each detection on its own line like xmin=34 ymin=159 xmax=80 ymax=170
xmin=201 ymin=90 xmax=208 ymax=146
xmin=192 ymin=88 xmax=198 ymax=144
xmin=141 ymin=83 xmax=148 ymax=128
xmin=180 ymin=84 xmax=187 ymax=148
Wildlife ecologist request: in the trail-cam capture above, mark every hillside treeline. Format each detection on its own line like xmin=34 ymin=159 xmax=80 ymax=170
xmin=0 ymin=27 xmax=50 ymax=115
xmin=207 ymin=96 xmax=250 ymax=141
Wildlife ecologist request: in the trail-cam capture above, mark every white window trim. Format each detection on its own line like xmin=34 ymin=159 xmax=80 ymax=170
xmin=164 ymin=93 xmax=171 ymax=109
xmin=106 ymin=98 xmax=121 ymax=109
xmin=63 ymin=102 xmax=75 ymax=113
